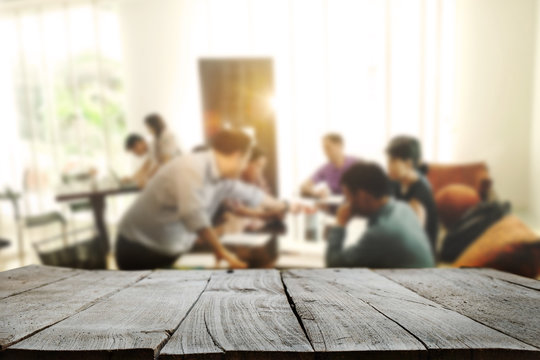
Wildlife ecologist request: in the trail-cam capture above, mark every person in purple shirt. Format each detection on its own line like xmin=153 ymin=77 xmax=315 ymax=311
xmin=301 ymin=133 xmax=357 ymax=198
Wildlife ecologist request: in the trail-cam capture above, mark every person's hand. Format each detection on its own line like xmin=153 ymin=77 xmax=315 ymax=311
xmin=266 ymin=206 xmax=287 ymax=220
xmin=314 ymin=188 xmax=330 ymax=199
xmin=336 ymin=202 xmax=352 ymax=227
xmin=215 ymin=248 xmax=248 ymax=269
xmin=289 ymin=203 xmax=303 ymax=215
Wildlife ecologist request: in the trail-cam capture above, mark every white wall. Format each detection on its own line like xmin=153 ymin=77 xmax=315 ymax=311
xmin=531 ymin=0 xmax=540 ymax=222
xmin=453 ymin=0 xmax=537 ymax=210
xmin=117 ymin=0 xmax=454 ymax=198
xmin=118 ymin=0 xmax=205 ymax=152
xmin=118 ymin=0 xmax=538 ymax=210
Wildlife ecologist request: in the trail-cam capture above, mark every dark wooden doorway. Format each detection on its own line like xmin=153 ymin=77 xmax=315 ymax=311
xmin=199 ymin=58 xmax=278 ymax=195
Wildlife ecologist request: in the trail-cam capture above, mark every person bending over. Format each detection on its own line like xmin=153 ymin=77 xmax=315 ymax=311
xmin=326 ymin=162 xmax=435 ymax=268
xmin=116 ymin=129 xmax=289 ymax=270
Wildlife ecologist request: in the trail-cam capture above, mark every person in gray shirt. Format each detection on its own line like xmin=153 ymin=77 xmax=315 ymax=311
xmin=116 ymin=130 xmax=288 ymax=270
xmin=326 ymin=162 xmax=435 ymax=268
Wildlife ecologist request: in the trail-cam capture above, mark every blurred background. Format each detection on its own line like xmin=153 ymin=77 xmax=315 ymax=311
xmin=0 ymin=0 xmax=539 ymax=272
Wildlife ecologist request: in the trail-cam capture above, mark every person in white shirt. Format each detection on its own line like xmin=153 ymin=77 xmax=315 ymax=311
xmin=144 ymin=113 xmax=182 ymax=166
xmin=123 ymin=133 xmax=157 ymax=188
xmin=116 ymin=129 xmax=289 ymax=270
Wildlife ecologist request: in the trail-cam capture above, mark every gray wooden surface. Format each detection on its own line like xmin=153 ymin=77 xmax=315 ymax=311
xmin=284 ymin=269 xmax=537 ymax=360
xmin=377 ymin=268 xmax=540 ymax=349
xmin=1 ymin=265 xmax=539 ymax=359
xmin=0 ymin=265 xmax=81 ymax=300
xmin=160 ymin=269 xmax=313 ymax=360
xmin=7 ymin=271 xmax=211 ymax=360
xmin=0 ymin=268 xmax=149 ymax=351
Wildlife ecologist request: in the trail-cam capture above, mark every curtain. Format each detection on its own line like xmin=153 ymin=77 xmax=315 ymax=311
xmin=0 ymin=0 xmax=128 ymax=220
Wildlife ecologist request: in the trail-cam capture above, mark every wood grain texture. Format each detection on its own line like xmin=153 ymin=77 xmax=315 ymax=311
xmin=378 ymin=268 xmax=540 ymax=350
xmin=282 ymin=269 xmax=426 ymax=360
xmin=466 ymin=268 xmax=540 ymax=291
xmin=291 ymin=269 xmax=538 ymax=360
xmin=159 ymin=269 xmax=313 ymax=360
xmin=0 ymin=268 xmax=149 ymax=350
xmin=6 ymin=270 xmax=211 ymax=360
xmin=0 ymin=265 xmax=81 ymax=300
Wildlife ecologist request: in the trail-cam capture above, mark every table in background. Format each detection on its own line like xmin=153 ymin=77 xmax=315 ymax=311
xmin=2 ymin=265 xmax=538 ymax=359
xmin=178 ymin=212 xmax=366 ymax=269
xmin=56 ymin=180 xmax=139 ymax=253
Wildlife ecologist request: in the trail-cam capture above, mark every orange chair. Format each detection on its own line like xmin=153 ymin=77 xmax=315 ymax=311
xmin=426 ymin=162 xmax=492 ymax=201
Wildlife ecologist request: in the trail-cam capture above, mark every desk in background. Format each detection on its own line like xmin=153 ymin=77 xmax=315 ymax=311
xmin=55 ymin=180 xmax=139 ymax=253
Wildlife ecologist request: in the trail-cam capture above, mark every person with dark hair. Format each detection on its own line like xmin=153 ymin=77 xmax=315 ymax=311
xmin=125 ymin=133 xmax=146 ymax=152
xmin=116 ymin=129 xmax=290 ymax=270
xmin=325 ymin=162 xmax=434 ymax=268
xmin=386 ymin=135 xmax=439 ymax=251
xmin=123 ymin=133 xmax=155 ymax=188
xmin=241 ymin=147 xmax=270 ymax=194
xmin=144 ymin=113 xmax=182 ymax=165
xmin=301 ymin=133 xmax=357 ymax=198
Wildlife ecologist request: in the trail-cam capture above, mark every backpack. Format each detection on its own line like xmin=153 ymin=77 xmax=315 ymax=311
xmin=439 ymin=201 xmax=511 ymax=262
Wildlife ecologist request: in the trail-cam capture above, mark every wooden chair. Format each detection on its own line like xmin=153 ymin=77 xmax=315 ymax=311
xmin=426 ymin=162 xmax=493 ymax=200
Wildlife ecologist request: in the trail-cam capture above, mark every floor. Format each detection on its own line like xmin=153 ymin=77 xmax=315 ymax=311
xmin=1 ymin=209 xmax=538 ymax=272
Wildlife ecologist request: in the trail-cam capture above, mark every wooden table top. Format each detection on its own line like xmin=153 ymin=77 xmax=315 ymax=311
xmin=1 ymin=265 xmax=539 ymax=359
xmin=55 ymin=181 xmax=139 ymax=202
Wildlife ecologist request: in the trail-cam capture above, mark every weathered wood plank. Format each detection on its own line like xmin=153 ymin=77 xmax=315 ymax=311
xmin=0 ymin=267 xmax=149 ymax=350
xmin=282 ymin=269 xmax=426 ymax=360
xmin=466 ymin=268 xmax=540 ymax=291
xmin=378 ymin=269 xmax=540 ymax=350
xmin=0 ymin=265 xmax=82 ymax=299
xmin=159 ymin=269 xmax=313 ymax=360
xmin=6 ymin=270 xmax=212 ymax=360
xmin=290 ymin=269 xmax=538 ymax=360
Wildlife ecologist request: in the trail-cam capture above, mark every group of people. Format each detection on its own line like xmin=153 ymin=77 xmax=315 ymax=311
xmin=117 ymin=114 xmax=438 ymax=270
xmin=300 ymin=133 xmax=437 ymax=268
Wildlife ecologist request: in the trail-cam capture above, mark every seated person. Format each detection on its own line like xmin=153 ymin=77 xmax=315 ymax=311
xmin=301 ymin=133 xmax=357 ymax=198
xmin=386 ymin=136 xmax=439 ymax=251
xmin=326 ymin=162 xmax=435 ymax=268
xmin=123 ymin=133 xmax=156 ymax=188
xmin=116 ymin=129 xmax=289 ymax=270
xmin=241 ymin=147 xmax=271 ymax=194
xmin=223 ymin=147 xmax=283 ymax=232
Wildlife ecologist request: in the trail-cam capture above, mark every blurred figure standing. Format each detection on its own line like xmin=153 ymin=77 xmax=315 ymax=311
xmin=144 ymin=113 xmax=182 ymax=166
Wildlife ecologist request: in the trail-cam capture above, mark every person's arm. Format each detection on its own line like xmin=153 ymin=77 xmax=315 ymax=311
xmin=301 ymin=168 xmax=329 ymax=198
xmin=229 ymin=203 xmax=269 ymax=219
xmin=129 ymin=159 xmax=156 ymax=188
xmin=301 ymin=179 xmax=317 ymax=197
xmin=325 ymin=202 xmax=381 ymax=268
xmin=226 ymin=181 xmax=289 ymax=218
xmin=408 ymin=198 xmax=426 ymax=227
xmin=197 ymin=227 xmax=247 ymax=268
xmin=157 ymin=132 xmax=180 ymax=165
xmin=176 ymin=171 xmax=247 ymax=268
xmin=325 ymin=226 xmax=382 ymax=268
